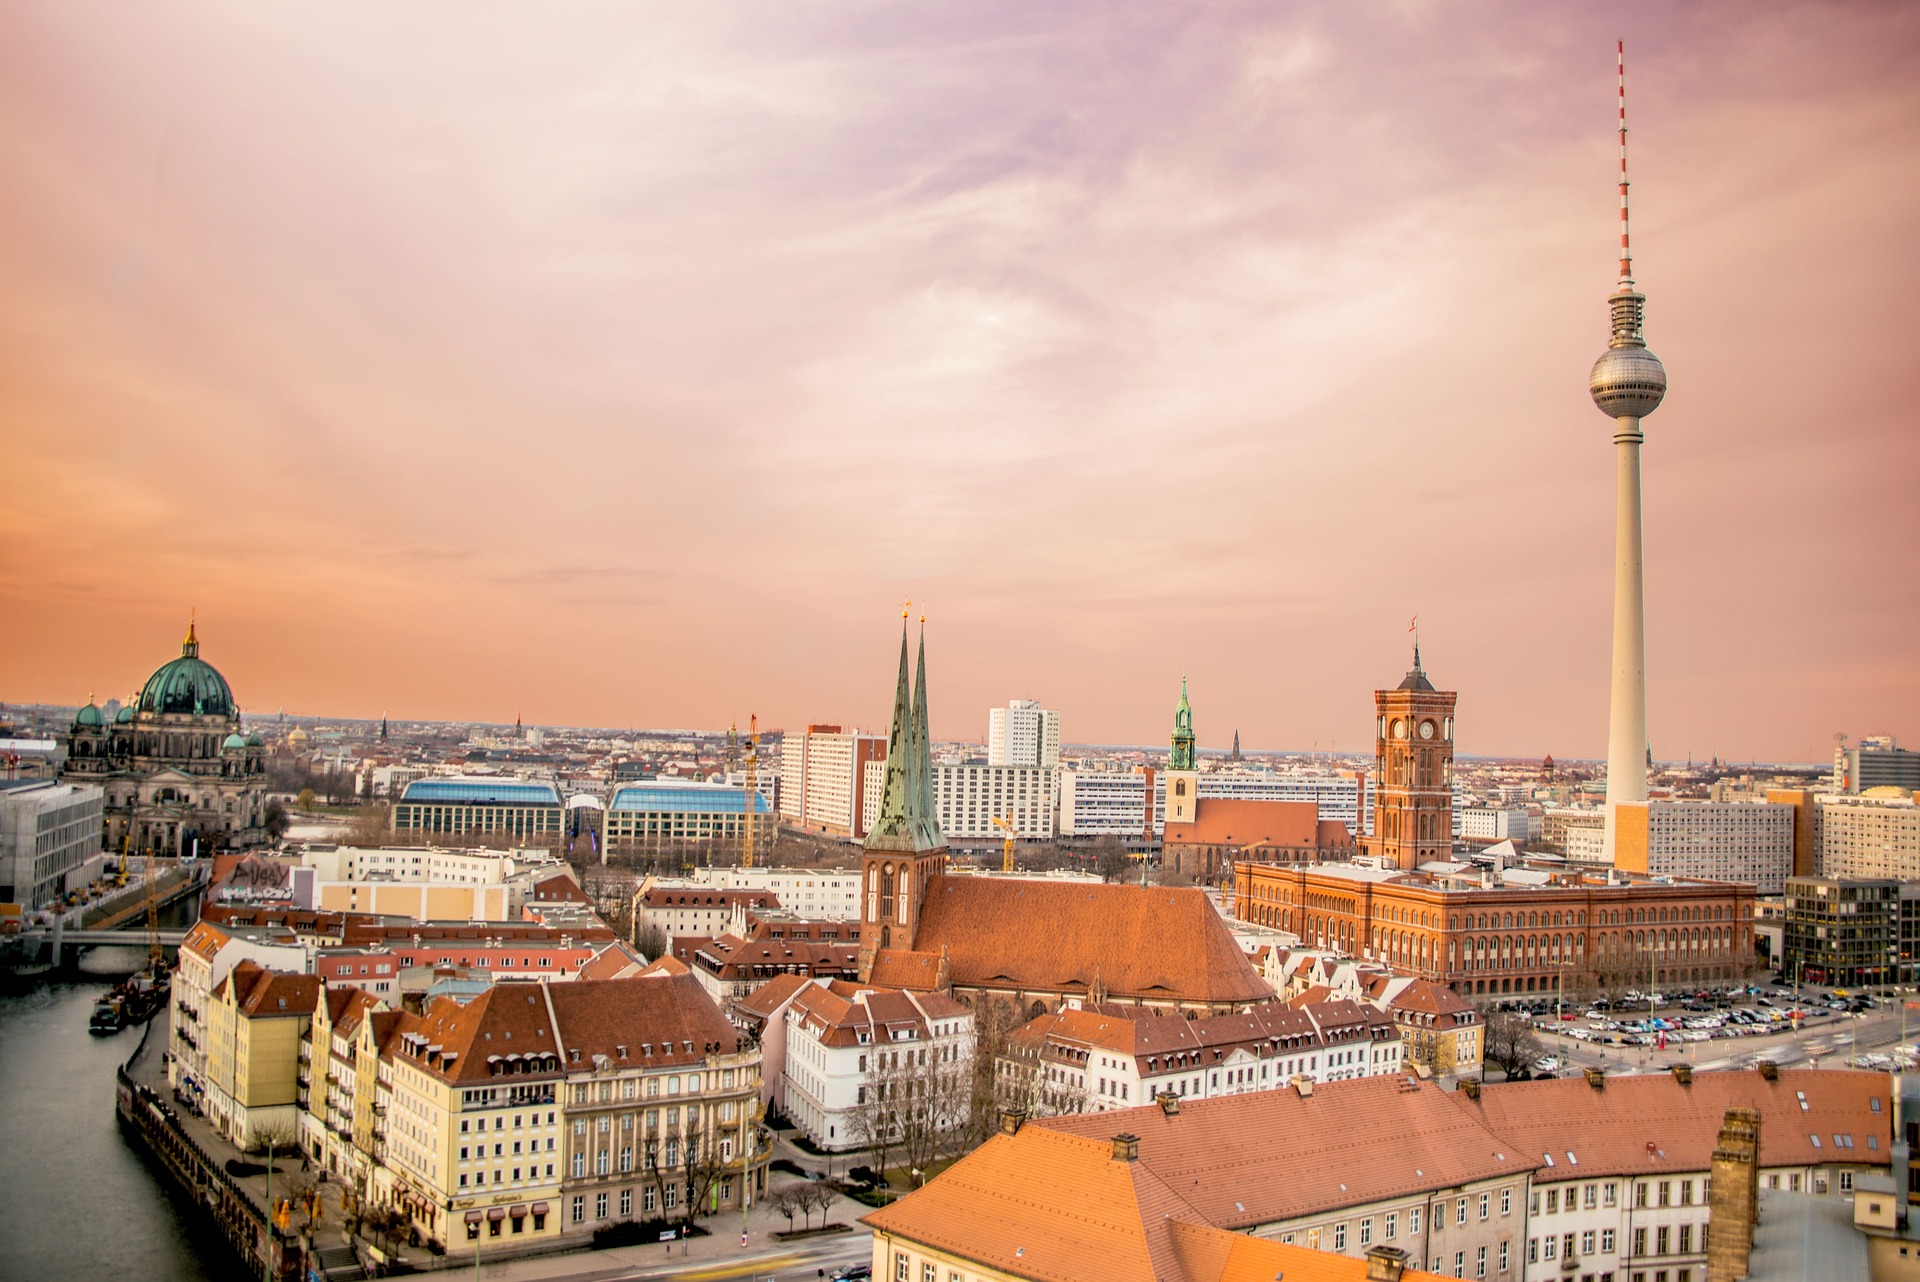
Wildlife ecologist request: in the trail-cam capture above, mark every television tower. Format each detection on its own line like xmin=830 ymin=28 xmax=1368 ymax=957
xmin=1590 ymin=41 xmax=1667 ymax=857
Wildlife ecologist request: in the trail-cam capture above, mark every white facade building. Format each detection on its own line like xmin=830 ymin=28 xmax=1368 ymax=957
xmin=1459 ymin=807 xmax=1534 ymax=845
xmin=1819 ymin=792 xmax=1920 ymax=881
xmin=987 ymin=700 xmax=1062 ymax=769
xmin=1626 ymin=801 xmax=1796 ymax=894
xmin=1057 ymin=767 xmax=1375 ymax=839
xmin=0 ymin=780 xmax=104 ymax=910
xmin=862 ymin=760 xmax=1057 ymax=840
xmin=685 ymin=866 xmax=863 ymax=920
xmin=780 ymin=981 xmax=974 ymax=1152
xmin=778 ymin=725 xmax=886 ymax=838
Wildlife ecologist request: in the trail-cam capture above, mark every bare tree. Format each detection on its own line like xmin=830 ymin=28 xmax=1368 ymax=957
xmin=802 ymin=1180 xmax=838 ymax=1227
xmin=768 ymin=1183 xmax=803 ymax=1231
xmin=1482 ymin=1011 xmax=1545 ymax=1079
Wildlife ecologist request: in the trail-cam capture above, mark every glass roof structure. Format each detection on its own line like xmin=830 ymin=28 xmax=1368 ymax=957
xmin=609 ymin=783 xmax=774 ymax=815
xmin=400 ymin=779 xmax=562 ymax=805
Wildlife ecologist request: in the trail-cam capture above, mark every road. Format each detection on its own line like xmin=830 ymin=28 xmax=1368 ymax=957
xmin=479 ymin=1231 xmax=874 ymax=1282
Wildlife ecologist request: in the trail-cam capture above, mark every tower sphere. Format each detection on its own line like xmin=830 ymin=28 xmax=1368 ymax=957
xmin=1589 ymin=341 xmax=1666 ymax=420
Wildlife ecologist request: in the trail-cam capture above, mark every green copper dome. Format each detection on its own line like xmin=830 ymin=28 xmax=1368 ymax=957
xmin=246 ymin=730 xmax=263 ymax=747
xmin=137 ymin=622 xmax=237 ymax=718
xmin=116 ymin=704 xmax=135 ymax=724
xmin=74 ymin=699 xmax=104 ymax=728
xmin=223 ymin=732 xmax=248 ymax=751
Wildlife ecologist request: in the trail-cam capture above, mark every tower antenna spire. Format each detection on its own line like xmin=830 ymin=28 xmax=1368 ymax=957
xmin=1617 ymin=39 xmax=1633 ymax=288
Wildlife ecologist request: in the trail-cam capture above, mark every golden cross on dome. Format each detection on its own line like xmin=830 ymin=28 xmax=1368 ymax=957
xmin=900 ymin=597 xmax=912 ymax=620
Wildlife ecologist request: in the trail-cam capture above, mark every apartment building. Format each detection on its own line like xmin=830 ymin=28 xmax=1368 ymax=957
xmin=780 ymin=979 xmax=972 ymax=1152
xmin=202 ymin=960 xmax=322 ymax=1149
xmin=987 ymin=699 xmax=1062 ymax=768
xmin=862 ymin=759 xmax=1056 ymax=840
xmin=546 ymin=973 xmax=767 ymax=1235
xmin=1820 ymin=792 xmax=1920 ymax=881
xmin=1834 ymin=735 xmax=1920 ymax=794
xmin=778 ymin=725 xmax=887 ymax=838
xmin=997 ymin=999 xmax=1401 ymax=1118
xmin=0 ymin=779 xmax=103 ymax=910
xmin=1058 ymin=767 xmax=1376 ymax=839
xmin=636 ymin=887 xmax=783 ymax=940
xmin=1612 ymin=800 xmax=1796 ymax=895
xmin=684 ymin=866 xmax=862 ymax=920
xmin=170 ymin=917 xmax=309 ymax=1104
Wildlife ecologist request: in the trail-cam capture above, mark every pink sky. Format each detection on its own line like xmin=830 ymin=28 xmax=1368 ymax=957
xmin=2 ymin=2 xmax=1916 ymax=762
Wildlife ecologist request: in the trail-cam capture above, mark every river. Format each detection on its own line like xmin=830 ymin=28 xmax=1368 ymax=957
xmin=0 ymin=894 xmax=235 ymax=1282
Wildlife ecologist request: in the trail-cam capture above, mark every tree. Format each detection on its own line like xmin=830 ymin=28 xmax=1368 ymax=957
xmin=262 ymin=799 xmax=290 ymax=840
xmin=634 ymin=919 xmax=669 ymax=963
xmin=1092 ymin=839 xmax=1132 ymax=884
xmin=769 ymin=1183 xmax=803 ymax=1231
xmin=1482 ymin=1011 xmax=1545 ymax=1079
xmin=802 ymin=1180 xmax=838 ymax=1226
xmin=846 ymin=1048 xmax=905 ymax=1180
xmin=296 ymin=788 xmax=316 ymax=813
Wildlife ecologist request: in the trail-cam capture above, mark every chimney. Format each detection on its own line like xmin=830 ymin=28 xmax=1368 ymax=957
xmin=1459 ymin=1078 xmax=1481 ymax=1100
xmin=1585 ymin=1066 xmax=1605 ymax=1089
xmin=1158 ymin=1093 xmax=1180 ymax=1117
xmin=1293 ymin=1077 xmax=1314 ymax=1099
xmin=1670 ymin=1064 xmax=1692 ymax=1086
xmin=999 ymin=1109 xmax=1028 ymax=1137
xmin=1366 ymin=1246 xmax=1409 ymax=1282
xmin=1111 ymin=1133 xmax=1140 ymax=1163
xmin=1757 ymin=1060 xmax=1778 ymax=1081
xmin=1706 ymin=1107 xmax=1761 ymax=1282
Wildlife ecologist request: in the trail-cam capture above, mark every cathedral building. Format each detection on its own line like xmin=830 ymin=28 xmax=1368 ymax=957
xmin=64 ymin=620 xmax=269 ymax=856
xmin=856 ymin=621 xmax=1272 ymax=1017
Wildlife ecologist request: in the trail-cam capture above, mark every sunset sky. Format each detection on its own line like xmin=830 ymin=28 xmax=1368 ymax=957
xmin=3 ymin=2 xmax=1916 ymax=762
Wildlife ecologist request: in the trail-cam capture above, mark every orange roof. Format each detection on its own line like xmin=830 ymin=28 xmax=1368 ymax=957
xmin=1167 ymin=1222 xmax=1448 ymax=1282
xmin=863 ymin=1128 xmax=1206 ymax=1281
xmin=730 ymin=972 xmax=816 ymax=1024
xmin=1444 ymin=1067 xmax=1892 ymax=1180
xmin=867 ymin=948 xmax=943 ymax=990
xmin=864 ymin=1127 xmax=1452 ymax=1282
xmin=391 ymin=983 xmax=562 ymax=1085
xmin=224 ymin=960 xmax=321 ymax=1018
xmin=546 ymin=972 xmax=742 ymax=1069
xmin=1164 ymin=799 xmax=1321 ymax=848
xmin=1040 ymin=1073 xmax=1532 ymax=1228
xmin=910 ymin=878 xmax=1271 ymax=1006
xmin=577 ymin=941 xmax=649 ymax=981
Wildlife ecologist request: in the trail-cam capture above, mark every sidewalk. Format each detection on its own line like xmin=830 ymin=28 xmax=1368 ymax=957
xmin=471 ymin=1183 xmax=876 ymax=1282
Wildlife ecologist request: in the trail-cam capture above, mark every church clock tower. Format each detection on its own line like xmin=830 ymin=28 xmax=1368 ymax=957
xmin=1165 ymin=677 xmax=1199 ymax=826
xmin=1367 ymin=643 xmax=1456 ymax=870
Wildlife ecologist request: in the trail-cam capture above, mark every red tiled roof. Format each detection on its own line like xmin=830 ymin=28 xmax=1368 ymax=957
xmin=911 ymin=879 xmax=1272 ymax=1006
xmin=730 ymin=972 xmax=816 ymax=1024
xmin=391 ymin=983 xmax=562 ymax=1085
xmin=863 ymin=1128 xmax=1206 ymax=1281
xmin=867 ymin=948 xmax=943 ymax=990
xmin=546 ymin=972 xmax=743 ymax=1069
xmin=1039 ymin=1073 xmax=1533 ymax=1228
xmin=532 ymin=873 xmax=591 ymax=903
xmin=1163 ymin=799 xmax=1321 ymax=848
xmin=1445 ymin=1067 xmax=1892 ymax=1181
xmin=226 ymin=960 xmax=322 ymax=1018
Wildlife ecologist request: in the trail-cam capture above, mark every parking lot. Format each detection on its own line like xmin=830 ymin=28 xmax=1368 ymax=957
xmin=1504 ymin=982 xmax=1920 ymax=1076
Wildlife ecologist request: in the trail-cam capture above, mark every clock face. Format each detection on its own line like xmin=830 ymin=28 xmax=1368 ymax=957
xmin=1391 ymin=719 xmax=1406 ymax=740
xmin=1419 ymin=720 xmax=1435 ymax=740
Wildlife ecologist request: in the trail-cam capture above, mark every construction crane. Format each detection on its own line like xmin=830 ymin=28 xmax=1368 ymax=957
xmin=993 ymin=813 xmax=1016 ymax=874
xmin=145 ymin=845 xmax=163 ymax=968
xmin=741 ymin=715 xmax=760 ymax=869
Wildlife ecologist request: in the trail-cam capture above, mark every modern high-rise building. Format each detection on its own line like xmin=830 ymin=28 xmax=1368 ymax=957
xmin=1819 ymin=792 xmax=1920 ymax=882
xmin=0 ymin=779 xmax=104 ymax=910
xmin=777 ymin=723 xmax=887 ymax=838
xmin=986 ymin=699 xmax=1061 ymax=769
xmin=1589 ymin=44 xmax=1668 ymax=860
xmin=1611 ymin=800 xmax=1797 ymax=895
xmin=1833 ymin=735 xmax=1920 ymax=795
xmin=1365 ymin=645 xmax=1457 ymax=870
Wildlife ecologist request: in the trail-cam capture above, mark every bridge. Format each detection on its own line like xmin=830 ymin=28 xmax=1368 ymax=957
xmin=5 ymin=923 xmax=190 ymax=968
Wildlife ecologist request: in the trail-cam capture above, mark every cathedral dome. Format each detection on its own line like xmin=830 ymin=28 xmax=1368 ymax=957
xmin=223 ymin=732 xmax=248 ymax=751
xmin=137 ymin=622 xmax=237 ymax=719
xmin=74 ymin=699 xmax=104 ymax=729
xmin=116 ymin=704 xmax=135 ymax=724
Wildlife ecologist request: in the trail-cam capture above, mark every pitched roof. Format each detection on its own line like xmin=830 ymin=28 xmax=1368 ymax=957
xmin=1039 ymin=1073 xmax=1534 ymax=1228
xmin=180 ymin=919 xmax=232 ymax=962
xmin=531 ymin=873 xmax=591 ymax=903
xmin=1163 ymin=799 xmax=1321 ymax=848
xmin=1445 ymin=1067 xmax=1892 ymax=1181
xmin=544 ymin=973 xmax=743 ymax=1072
xmin=1166 ymin=1221 xmax=1447 ymax=1282
xmin=910 ymin=878 xmax=1272 ymax=1006
xmin=787 ymin=980 xmax=970 ymax=1048
xmin=391 ymin=982 xmax=562 ymax=1085
xmin=729 ymin=972 xmax=816 ymax=1025
xmin=862 ymin=1128 xmax=1206 ymax=1282
xmin=867 ymin=948 xmax=943 ymax=990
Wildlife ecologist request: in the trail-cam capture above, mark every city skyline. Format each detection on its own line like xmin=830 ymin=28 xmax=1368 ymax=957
xmin=4 ymin=3 xmax=1916 ymax=762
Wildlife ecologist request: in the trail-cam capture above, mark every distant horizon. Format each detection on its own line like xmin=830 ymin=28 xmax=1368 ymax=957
xmin=3 ymin=693 xmax=1838 ymax=772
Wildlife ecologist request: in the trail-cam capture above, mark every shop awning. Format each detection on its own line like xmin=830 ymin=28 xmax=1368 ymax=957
xmin=510 ymin=1204 xmax=528 ymax=1217
xmin=486 ymin=1207 xmax=505 ymax=1221
xmin=464 ymin=1211 xmax=482 ymax=1224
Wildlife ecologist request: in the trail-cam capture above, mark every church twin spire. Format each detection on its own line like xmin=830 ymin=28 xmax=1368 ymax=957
xmin=868 ymin=611 xmax=944 ymax=852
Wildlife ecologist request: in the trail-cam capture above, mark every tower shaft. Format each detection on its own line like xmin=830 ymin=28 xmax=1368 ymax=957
xmin=1603 ymin=417 xmax=1648 ymax=857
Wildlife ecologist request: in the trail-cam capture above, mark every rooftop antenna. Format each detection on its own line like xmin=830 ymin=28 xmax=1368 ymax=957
xmin=1616 ymin=39 xmax=1633 ymax=289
